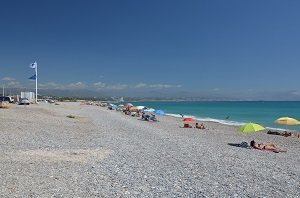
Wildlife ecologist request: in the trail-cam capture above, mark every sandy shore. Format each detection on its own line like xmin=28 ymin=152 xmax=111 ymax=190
xmin=0 ymin=102 xmax=299 ymax=197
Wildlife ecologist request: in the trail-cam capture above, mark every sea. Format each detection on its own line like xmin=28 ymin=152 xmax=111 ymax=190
xmin=130 ymin=101 xmax=300 ymax=131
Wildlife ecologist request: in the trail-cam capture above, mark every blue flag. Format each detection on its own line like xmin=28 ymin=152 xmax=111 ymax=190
xmin=28 ymin=74 xmax=36 ymax=80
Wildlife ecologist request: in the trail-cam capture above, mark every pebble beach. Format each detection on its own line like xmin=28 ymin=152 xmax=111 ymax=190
xmin=0 ymin=102 xmax=299 ymax=197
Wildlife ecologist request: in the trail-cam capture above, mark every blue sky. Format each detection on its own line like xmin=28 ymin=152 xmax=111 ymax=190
xmin=0 ymin=0 xmax=300 ymax=99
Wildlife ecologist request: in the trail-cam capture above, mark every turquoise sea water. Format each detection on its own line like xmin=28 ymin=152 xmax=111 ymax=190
xmin=130 ymin=101 xmax=300 ymax=131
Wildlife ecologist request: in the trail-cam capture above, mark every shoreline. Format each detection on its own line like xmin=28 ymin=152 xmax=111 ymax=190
xmin=166 ymin=113 xmax=294 ymax=132
xmin=124 ymin=101 xmax=300 ymax=132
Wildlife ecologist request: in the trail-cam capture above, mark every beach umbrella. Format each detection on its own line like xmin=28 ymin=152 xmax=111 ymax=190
xmin=144 ymin=108 xmax=155 ymax=112
xmin=155 ymin=109 xmax=165 ymax=115
xmin=239 ymin=122 xmax=265 ymax=133
xmin=182 ymin=117 xmax=195 ymax=128
xmin=183 ymin=117 xmax=195 ymax=122
xmin=125 ymin=103 xmax=133 ymax=107
xmin=129 ymin=106 xmax=139 ymax=112
xmin=275 ymin=117 xmax=300 ymax=125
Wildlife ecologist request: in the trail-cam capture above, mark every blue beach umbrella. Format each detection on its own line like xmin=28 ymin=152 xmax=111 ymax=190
xmin=155 ymin=110 xmax=165 ymax=115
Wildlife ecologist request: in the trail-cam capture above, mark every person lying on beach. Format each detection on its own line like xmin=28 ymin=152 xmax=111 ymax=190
xmin=141 ymin=113 xmax=150 ymax=121
xmin=267 ymin=130 xmax=291 ymax=137
xmin=149 ymin=114 xmax=157 ymax=122
xmin=250 ymin=140 xmax=287 ymax=153
xmin=267 ymin=130 xmax=300 ymax=138
xmin=195 ymin=123 xmax=205 ymax=129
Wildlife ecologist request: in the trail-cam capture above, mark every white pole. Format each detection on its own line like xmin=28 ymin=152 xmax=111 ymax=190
xmin=35 ymin=62 xmax=38 ymax=103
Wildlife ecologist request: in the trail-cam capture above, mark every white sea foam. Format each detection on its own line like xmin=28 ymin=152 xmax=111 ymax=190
xmin=166 ymin=113 xmax=245 ymax=126
xmin=265 ymin=127 xmax=289 ymax=131
xmin=166 ymin=113 xmax=182 ymax=118
xmin=194 ymin=117 xmax=245 ymax=126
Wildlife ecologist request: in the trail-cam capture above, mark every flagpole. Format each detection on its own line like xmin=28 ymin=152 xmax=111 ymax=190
xmin=35 ymin=62 xmax=38 ymax=103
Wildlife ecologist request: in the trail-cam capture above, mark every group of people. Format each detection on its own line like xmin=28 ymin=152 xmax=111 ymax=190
xmin=114 ymin=106 xmax=290 ymax=153
xmin=180 ymin=120 xmax=288 ymax=153
xmin=141 ymin=112 xmax=157 ymax=122
xmin=122 ymin=110 xmax=158 ymax=122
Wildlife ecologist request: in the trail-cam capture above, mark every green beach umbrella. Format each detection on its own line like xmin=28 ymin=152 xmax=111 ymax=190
xmin=239 ymin=122 xmax=265 ymax=133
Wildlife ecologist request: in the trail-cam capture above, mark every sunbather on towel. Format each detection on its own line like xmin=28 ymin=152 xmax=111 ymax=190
xmin=267 ymin=130 xmax=300 ymax=138
xmin=267 ymin=130 xmax=291 ymax=137
xmin=195 ymin=123 xmax=205 ymax=129
xmin=250 ymin=140 xmax=287 ymax=153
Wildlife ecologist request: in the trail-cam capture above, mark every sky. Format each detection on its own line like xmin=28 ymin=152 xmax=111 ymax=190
xmin=0 ymin=0 xmax=300 ymax=99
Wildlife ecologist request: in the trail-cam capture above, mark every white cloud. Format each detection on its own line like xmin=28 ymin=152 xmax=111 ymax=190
xmin=39 ymin=82 xmax=88 ymax=89
xmin=0 ymin=77 xmax=20 ymax=87
xmin=39 ymin=82 xmax=65 ymax=89
xmin=94 ymin=82 xmax=106 ymax=89
xmin=149 ymin=84 xmax=172 ymax=88
xmin=106 ymin=83 xmax=128 ymax=90
xmin=94 ymin=82 xmax=129 ymax=90
xmin=7 ymin=81 xmax=20 ymax=87
xmin=149 ymin=84 xmax=182 ymax=89
xmin=93 ymin=82 xmax=129 ymax=90
xmin=291 ymin=90 xmax=300 ymax=96
xmin=134 ymin=83 xmax=147 ymax=88
xmin=39 ymin=82 xmax=58 ymax=88
xmin=66 ymin=82 xmax=88 ymax=89
xmin=39 ymin=81 xmax=182 ymax=91
xmin=2 ymin=77 xmax=15 ymax=81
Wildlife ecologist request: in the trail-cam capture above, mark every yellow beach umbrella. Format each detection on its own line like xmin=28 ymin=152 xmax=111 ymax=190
xmin=275 ymin=117 xmax=300 ymax=125
xmin=239 ymin=122 xmax=265 ymax=133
